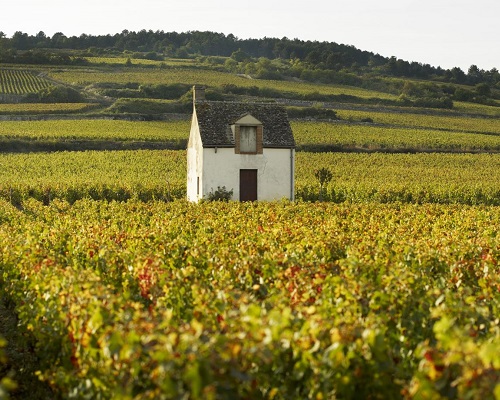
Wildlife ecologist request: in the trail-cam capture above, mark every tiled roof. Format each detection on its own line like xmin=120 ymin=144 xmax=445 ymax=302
xmin=194 ymin=101 xmax=295 ymax=148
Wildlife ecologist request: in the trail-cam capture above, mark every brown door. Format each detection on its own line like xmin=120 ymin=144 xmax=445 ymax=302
xmin=240 ymin=169 xmax=257 ymax=201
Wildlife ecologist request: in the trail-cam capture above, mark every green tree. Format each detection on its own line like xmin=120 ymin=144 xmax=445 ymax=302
xmin=51 ymin=32 xmax=67 ymax=48
xmin=224 ymin=58 xmax=238 ymax=72
xmin=314 ymin=167 xmax=333 ymax=201
xmin=0 ymin=32 xmax=9 ymax=60
xmin=28 ymin=85 xmax=85 ymax=103
xmin=467 ymin=64 xmax=483 ymax=84
xmin=475 ymin=83 xmax=491 ymax=97
xmin=450 ymin=67 xmax=467 ymax=83
xmin=230 ymin=48 xmax=250 ymax=62
xmin=244 ymin=62 xmax=257 ymax=76
xmin=453 ymin=88 xmax=473 ymax=101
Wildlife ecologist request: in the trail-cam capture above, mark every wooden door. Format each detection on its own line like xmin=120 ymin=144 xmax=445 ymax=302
xmin=240 ymin=169 xmax=257 ymax=201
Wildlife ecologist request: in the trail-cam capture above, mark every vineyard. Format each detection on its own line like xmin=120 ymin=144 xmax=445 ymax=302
xmin=0 ymin=56 xmax=500 ymax=399
xmin=0 ymin=150 xmax=186 ymax=204
xmin=48 ymin=66 xmax=397 ymax=100
xmin=0 ymin=103 xmax=100 ymax=115
xmin=2 ymin=151 xmax=500 ymax=206
xmin=334 ymin=109 xmax=500 ymax=134
xmin=0 ymin=69 xmax=52 ymax=95
xmin=291 ymin=121 xmax=500 ymax=152
xmin=3 ymin=119 xmax=500 ymax=153
xmin=0 ymin=199 xmax=499 ymax=399
xmin=0 ymin=120 xmax=189 ymax=142
xmin=453 ymin=101 xmax=500 ymax=117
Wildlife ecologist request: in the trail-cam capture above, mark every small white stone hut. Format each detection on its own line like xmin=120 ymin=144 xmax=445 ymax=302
xmin=187 ymin=86 xmax=295 ymax=202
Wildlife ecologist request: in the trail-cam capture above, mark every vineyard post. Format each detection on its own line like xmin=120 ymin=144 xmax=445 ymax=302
xmin=43 ymin=187 xmax=51 ymax=206
xmin=165 ymin=178 xmax=171 ymax=202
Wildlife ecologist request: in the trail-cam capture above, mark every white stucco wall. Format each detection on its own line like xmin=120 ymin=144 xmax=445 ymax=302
xmin=201 ymin=147 xmax=294 ymax=201
xmin=186 ymin=112 xmax=203 ymax=202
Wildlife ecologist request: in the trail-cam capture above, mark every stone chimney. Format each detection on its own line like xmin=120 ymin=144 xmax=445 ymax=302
xmin=193 ymin=85 xmax=205 ymax=104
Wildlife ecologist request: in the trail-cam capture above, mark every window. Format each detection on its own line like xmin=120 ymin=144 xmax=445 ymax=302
xmin=239 ymin=126 xmax=257 ymax=153
xmin=232 ymin=114 xmax=263 ymax=155
xmin=234 ymin=125 xmax=263 ymax=154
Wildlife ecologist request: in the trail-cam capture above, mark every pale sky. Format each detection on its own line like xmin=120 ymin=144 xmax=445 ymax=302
xmin=2 ymin=0 xmax=499 ymax=71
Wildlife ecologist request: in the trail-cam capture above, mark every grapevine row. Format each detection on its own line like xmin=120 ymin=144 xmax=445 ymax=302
xmin=0 ymin=69 xmax=52 ymax=95
xmin=291 ymin=121 xmax=500 ymax=152
xmin=0 ymin=103 xmax=99 ymax=115
xmin=0 ymin=199 xmax=498 ymax=398
xmin=2 ymin=150 xmax=500 ymax=205
xmin=0 ymin=120 xmax=189 ymax=142
xmin=2 ymin=119 xmax=500 ymax=152
xmin=335 ymin=109 xmax=500 ymax=135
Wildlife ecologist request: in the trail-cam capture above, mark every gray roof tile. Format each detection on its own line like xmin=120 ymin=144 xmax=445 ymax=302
xmin=195 ymin=101 xmax=295 ymax=148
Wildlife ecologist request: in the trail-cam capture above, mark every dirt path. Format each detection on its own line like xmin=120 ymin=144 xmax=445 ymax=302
xmin=0 ymin=298 xmax=56 ymax=399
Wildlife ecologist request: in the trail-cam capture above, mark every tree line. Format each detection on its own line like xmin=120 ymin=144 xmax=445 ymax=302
xmin=1 ymin=30 xmax=499 ymax=88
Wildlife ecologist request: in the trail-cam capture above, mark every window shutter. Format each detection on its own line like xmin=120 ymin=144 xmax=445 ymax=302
xmin=256 ymin=125 xmax=263 ymax=154
xmin=234 ymin=125 xmax=241 ymax=154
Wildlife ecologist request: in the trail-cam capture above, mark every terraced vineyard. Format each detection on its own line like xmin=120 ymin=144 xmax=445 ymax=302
xmin=454 ymin=101 xmax=500 ymax=117
xmin=335 ymin=109 xmax=500 ymax=134
xmin=48 ymin=66 xmax=398 ymax=100
xmin=0 ymin=102 xmax=100 ymax=115
xmin=0 ymin=68 xmax=52 ymax=94
xmin=291 ymin=121 xmax=500 ymax=152
xmin=0 ymin=120 xmax=190 ymax=152
xmin=0 ymin=120 xmax=189 ymax=141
